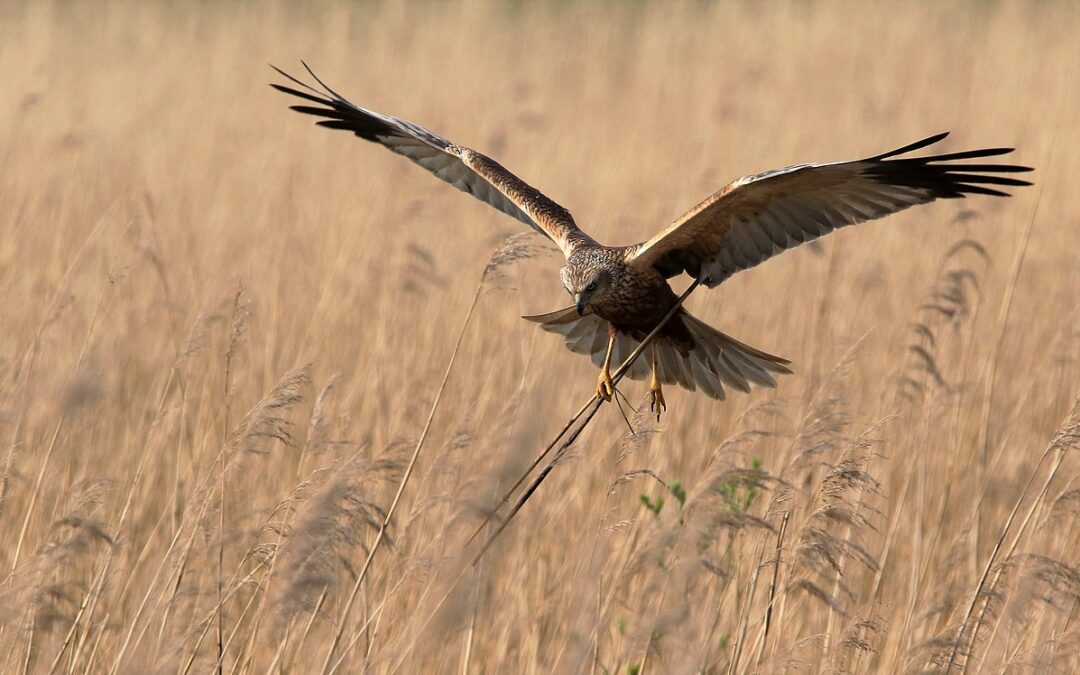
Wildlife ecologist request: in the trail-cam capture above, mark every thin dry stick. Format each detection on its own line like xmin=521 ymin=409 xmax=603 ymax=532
xmin=470 ymin=280 xmax=702 ymax=566
xmin=463 ymin=396 xmax=598 ymax=547
xmin=319 ymin=274 xmax=487 ymax=675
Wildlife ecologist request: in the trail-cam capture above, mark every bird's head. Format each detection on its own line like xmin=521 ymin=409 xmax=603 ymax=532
xmin=561 ymin=260 xmax=614 ymax=316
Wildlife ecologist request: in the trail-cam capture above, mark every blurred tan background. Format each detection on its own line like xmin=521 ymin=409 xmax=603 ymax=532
xmin=1 ymin=1 xmax=1079 ymax=673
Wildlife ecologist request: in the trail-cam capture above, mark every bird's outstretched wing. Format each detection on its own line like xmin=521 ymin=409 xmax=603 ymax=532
xmin=272 ymin=63 xmax=597 ymax=259
xmin=626 ymin=133 xmax=1033 ymax=286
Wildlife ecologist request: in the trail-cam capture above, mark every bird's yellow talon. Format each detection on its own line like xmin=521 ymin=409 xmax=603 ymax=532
xmin=596 ymin=369 xmax=615 ymax=402
xmin=648 ymin=341 xmax=666 ymax=422
xmin=649 ymin=385 xmax=666 ymax=422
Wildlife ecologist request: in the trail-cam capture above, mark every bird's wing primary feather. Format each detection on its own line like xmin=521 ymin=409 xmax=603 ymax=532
xmin=272 ymin=63 xmax=597 ymax=259
xmin=626 ymin=133 xmax=1033 ymax=286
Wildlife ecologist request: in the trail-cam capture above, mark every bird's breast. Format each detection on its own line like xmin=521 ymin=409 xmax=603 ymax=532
xmin=594 ymin=273 xmax=676 ymax=331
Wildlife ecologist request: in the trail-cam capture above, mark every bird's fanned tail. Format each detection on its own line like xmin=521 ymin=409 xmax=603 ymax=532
xmin=524 ymin=307 xmax=791 ymax=400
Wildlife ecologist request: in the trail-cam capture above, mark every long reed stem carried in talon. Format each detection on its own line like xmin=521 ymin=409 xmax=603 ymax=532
xmin=469 ymin=280 xmax=702 ymax=565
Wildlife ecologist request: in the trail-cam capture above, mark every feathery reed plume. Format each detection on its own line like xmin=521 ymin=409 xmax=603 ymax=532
xmin=401 ymin=243 xmax=447 ymax=297
xmin=782 ymin=336 xmax=870 ymax=476
xmin=233 ymin=364 xmax=311 ymax=456
xmin=1001 ymin=554 xmax=1080 ymax=623
xmin=0 ymin=478 xmax=114 ymax=669
xmin=614 ymin=397 xmax=661 ymax=465
xmin=267 ymin=450 xmax=402 ymax=636
xmin=1047 ymin=488 xmax=1080 ymax=525
xmin=786 ymin=421 xmax=885 ymax=624
xmin=303 ymin=374 xmax=341 ymax=459
xmin=830 ymin=609 xmax=888 ymax=672
xmin=898 ymin=239 xmax=986 ymax=404
xmin=684 ymin=466 xmax=781 ymax=545
xmin=482 ymin=232 xmax=551 ymax=285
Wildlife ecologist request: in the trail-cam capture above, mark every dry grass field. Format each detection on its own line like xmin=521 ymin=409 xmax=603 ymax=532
xmin=2 ymin=1 xmax=1080 ymax=673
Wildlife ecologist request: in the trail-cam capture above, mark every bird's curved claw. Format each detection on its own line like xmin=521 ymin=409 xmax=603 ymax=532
xmin=596 ymin=369 xmax=615 ymax=402
xmin=649 ymin=384 xmax=666 ymax=422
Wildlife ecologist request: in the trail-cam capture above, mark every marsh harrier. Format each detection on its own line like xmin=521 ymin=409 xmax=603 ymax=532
xmin=273 ymin=64 xmax=1032 ymax=419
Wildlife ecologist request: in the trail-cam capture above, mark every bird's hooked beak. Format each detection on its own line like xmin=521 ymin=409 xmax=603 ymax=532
xmin=575 ymin=294 xmax=586 ymax=316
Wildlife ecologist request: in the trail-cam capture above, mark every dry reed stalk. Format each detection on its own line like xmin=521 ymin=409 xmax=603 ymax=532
xmin=218 ymin=285 xmax=247 ymax=675
xmin=946 ymin=397 xmax=1080 ymax=671
xmin=319 ymin=265 xmax=488 ymax=673
xmin=0 ymin=210 xmax=112 ymax=530
xmin=110 ymin=363 xmax=309 ymax=673
xmin=230 ymin=378 xmax=341 ymax=672
xmin=737 ymin=336 xmax=866 ymax=670
xmin=315 ymin=233 xmax=547 ymax=671
xmin=960 ymin=397 xmax=1080 ymax=670
xmin=972 ymin=97 xmax=1061 ymax=571
xmin=179 ymin=569 xmax=262 ymax=675
xmin=47 ymin=353 xmax=184 ymax=673
xmin=10 ymin=274 xmax=114 ymax=573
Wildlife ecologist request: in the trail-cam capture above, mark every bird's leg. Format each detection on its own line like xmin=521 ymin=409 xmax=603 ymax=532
xmin=649 ymin=340 xmax=666 ymax=421
xmin=596 ymin=323 xmax=616 ymax=402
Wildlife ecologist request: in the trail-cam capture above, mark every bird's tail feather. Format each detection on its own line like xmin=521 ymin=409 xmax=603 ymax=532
xmin=523 ymin=306 xmax=791 ymax=400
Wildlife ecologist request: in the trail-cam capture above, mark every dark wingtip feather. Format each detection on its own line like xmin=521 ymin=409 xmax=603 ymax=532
xmin=922 ymin=147 xmax=1015 ymax=162
xmin=865 ymin=135 xmax=1034 ymax=200
xmin=943 ymin=163 xmax=1034 ymax=173
xmin=272 ymin=83 xmax=331 ymax=106
xmin=270 ymin=63 xmax=328 ymax=98
xmin=944 ymin=173 xmax=1033 ymax=187
xmin=315 ymin=120 xmax=360 ymax=131
xmin=952 ymin=183 xmax=1012 ymax=197
xmin=301 ymin=61 xmax=351 ymax=104
xmin=871 ymin=132 xmax=950 ymax=160
xmin=289 ymin=104 xmax=338 ymax=117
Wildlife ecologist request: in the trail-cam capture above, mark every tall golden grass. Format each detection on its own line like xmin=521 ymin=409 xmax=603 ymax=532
xmin=2 ymin=1 xmax=1079 ymax=672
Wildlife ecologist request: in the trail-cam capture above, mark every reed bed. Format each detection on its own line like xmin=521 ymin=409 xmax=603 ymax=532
xmin=2 ymin=1 xmax=1079 ymax=672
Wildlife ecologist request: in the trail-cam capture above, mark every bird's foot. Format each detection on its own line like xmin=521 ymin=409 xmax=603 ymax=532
xmin=596 ymin=368 xmax=615 ymax=402
xmin=649 ymin=381 xmax=666 ymax=422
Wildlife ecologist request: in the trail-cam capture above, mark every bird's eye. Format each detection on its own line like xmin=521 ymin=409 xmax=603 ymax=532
xmin=586 ymin=282 xmax=597 ymax=291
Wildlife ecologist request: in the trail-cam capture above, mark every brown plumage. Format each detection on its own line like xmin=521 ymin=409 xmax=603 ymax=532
xmin=273 ymin=63 xmax=1033 ymax=416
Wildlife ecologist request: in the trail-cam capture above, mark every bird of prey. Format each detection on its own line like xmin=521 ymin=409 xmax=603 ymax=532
xmin=272 ymin=64 xmax=1032 ymax=420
